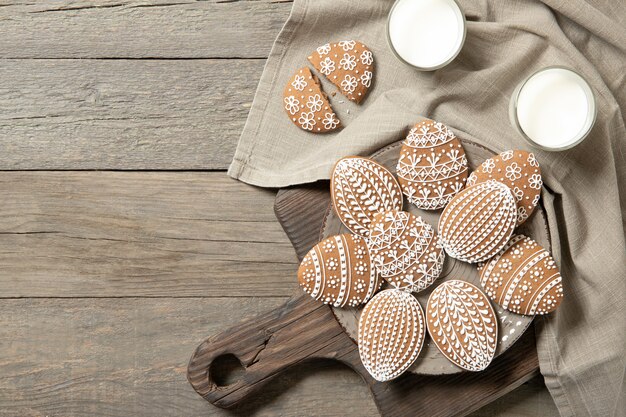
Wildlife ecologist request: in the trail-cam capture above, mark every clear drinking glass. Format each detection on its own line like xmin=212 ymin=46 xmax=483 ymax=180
xmin=386 ymin=0 xmax=467 ymax=71
xmin=509 ymin=66 xmax=597 ymax=151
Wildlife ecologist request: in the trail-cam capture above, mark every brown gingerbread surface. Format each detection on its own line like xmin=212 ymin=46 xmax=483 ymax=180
xmin=438 ymin=180 xmax=517 ymax=263
xmin=308 ymin=40 xmax=374 ymax=104
xmin=358 ymin=289 xmax=425 ymax=382
xmin=298 ymin=233 xmax=381 ymax=308
xmin=467 ymin=150 xmax=542 ymax=225
xmin=283 ymin=67 xmax=340 ymax=133
xmin=396 ymin=119 xmax=469 ymax=210
xmin=368 ymin=210 xmax=444 ymax=293
xmin=426 ymin=280 xmax=498 ymax=372
xmin=331 ymin=156 xmax=403 ymax=238
xmin=479 ymin=234 xmax=563 ymax=315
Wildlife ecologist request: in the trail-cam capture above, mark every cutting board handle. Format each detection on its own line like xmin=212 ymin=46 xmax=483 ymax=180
xmin=187 ymin=293 xmax=362 ymax=409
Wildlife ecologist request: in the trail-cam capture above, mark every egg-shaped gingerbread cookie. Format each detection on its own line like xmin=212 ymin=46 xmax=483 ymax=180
xmin=467 ymin=150 xmax=542 ymax=225
xmin=358 ymin=289 xmax=426 ymax=382
xmin=298 ymin=234 xmax=381 ymax=308
xmin=426 ymin=280 xmax=498 ymax=372
xmin=367 ymin=210 xmax=445 ymax=293
xmin=308 ymin=40 xmax=374 ymax=104
xmin=284 ymin=67 xmax=341 ymax=133
xmin=479 ymin=235 xmax=563 ymax=315
xmin=331 ymin=156 xmax=403 ymax=237
xmin=438 ymin=180 xmax=517 ymax=263
xmin=396 ymin=119 xmax=469 ymax=210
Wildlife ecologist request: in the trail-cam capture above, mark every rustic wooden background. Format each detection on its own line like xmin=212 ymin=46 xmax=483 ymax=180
xmin=0 ymin=1 xmax=560 ymax=415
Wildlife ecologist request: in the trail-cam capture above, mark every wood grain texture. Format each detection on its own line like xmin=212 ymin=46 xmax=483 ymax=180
xmin=0 ymin=59 xmax=264 ymax=170
xmin=0 ymin=171 xmax=299 ymax=297
xmin=0 ymin=0 xmax=292 ymax=59
xmin=0 ymin=296 xmax=555 ymax=417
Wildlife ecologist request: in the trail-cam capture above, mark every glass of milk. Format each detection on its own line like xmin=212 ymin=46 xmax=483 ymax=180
xmin=387 ymin=0 xmax=466 ymax=71
xmin=510 ymin=67 xmax=597 ymax=151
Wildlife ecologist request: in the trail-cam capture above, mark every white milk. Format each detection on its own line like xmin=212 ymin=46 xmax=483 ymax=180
xmin=388 ymin=0 xmax=465 ymax=69
xmin=515 ymin=68 xmax=595 ymax=149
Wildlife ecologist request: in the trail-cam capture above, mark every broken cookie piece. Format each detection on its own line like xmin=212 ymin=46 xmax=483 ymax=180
xmin=283 ymin=67 xmax=341 ymax=133
xmin=308 ymin=40 xmax=374 ymax=104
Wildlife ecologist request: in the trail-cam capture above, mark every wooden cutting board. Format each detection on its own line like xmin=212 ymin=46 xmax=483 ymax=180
xmin=188 ymin=142 xmax=544 ymax=416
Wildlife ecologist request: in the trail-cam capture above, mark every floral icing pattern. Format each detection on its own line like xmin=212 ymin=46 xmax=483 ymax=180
xmin=283 ymin=67 xmax=340 ymax=133
xmin=467 ymin=150 xmax=542 ymax=225
xmin=308 ymin=40 xmax=374 ymax=103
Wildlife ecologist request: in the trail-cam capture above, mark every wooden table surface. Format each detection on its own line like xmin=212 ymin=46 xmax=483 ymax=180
xmin=0 ymin=1 xmax=560 ymax=415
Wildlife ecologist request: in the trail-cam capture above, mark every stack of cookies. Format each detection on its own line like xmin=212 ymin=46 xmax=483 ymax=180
xmin=297 ymin=118 xmax=564 ymax=382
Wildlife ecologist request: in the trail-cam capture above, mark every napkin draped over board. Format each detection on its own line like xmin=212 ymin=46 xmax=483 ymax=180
xmin=228 ymin=0 xmax=626 ymax=415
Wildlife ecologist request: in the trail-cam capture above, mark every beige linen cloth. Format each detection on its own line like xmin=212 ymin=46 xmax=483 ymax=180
xmin=228 ymin=0 xmax=626 ymax=415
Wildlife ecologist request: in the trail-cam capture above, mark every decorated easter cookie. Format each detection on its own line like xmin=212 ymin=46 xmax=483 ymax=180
xmin=284 ymin=67 xmax=341 ymax=133
xmin=308 ymin=40 xmax=374 ymax=104
xmin=426 ymin=280 xmax=497 ymax=371
xmin=479 ymin=235 xmax=563 ymax=315
xmin=368 ymin=210 xmax=445 ymax=293
xmin=467 ymin=150 xmax=542 ymax=225
xmin=331 ymin=156 xmax=403 ymax=237
xmin=438 ymin=180 xmax=517 ymax=263
xmin=358 ymin=289 xmax=426 ymax=381
xmin=298 ymin=234 xmax=381 ymax=308
xmin=396 ymin=119 xmax=469 ymax=210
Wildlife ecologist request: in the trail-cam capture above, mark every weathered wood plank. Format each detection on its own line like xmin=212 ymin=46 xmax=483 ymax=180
xmin=0 ymin=0 xmax=291 ymax=59
xmin=0 ymin=297 xmax=556 ymax=416
xmin=0 ymin=59 xmax=264 ymax=170
xmin=0 ymin=297 xmax=378 ymax=417
xmin=0 ymin=171 xmax=299 ymax=297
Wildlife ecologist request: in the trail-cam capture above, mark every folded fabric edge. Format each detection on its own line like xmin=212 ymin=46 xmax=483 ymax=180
xmin=227 ymin=0 xmax=308 ymax=186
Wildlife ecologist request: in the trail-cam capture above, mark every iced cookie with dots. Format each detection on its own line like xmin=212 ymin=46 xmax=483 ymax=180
xmin=298 ymin=234 xmax=381 ymax=308
xmin=426 ymin=280 xmax=498 ymax=372
xmin=308 ymin=40 xmax=374 ymax=104
xmin=358 ymin=289 xmax=425 ymax=382
xmin=479 ymin=235 xmax=563 ymax=315
xmin=284 ymin=67 xmax=341 ymax=133
xmin=396 ymin=119 xmax=469 ymax=210
xmin=438 ymin=180 xmax=517 ymax=263
xmin=367 ymin=210 xmax=445 ymax=293
xmin=467 ymin=150 xmax=542 ymax=225
xmin=331 ymin=156 xmax=403 ymax=238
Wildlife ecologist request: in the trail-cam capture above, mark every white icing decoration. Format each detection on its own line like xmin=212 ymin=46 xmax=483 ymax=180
xmin=331 ymin=157 xmax=403 ymax=237
xmin=438 ymin=180 xmax=517 ymax=263
xmin=319 ymin=57 xmax=335 ymax=75
xmin=299 ymin=234 xmax=380 ymax=308
xmin=360 ymin=70 xmax=372 ymax=88
xmin=338 ymin=40 xmax=356 ymax=51
xmin=306 ymin=94 xmax=323 ymax=112
xmin=479 ymin=235 xmax=564 ymax=315
xmin=341 ymin=74 xmax=358 ymax=93
xmin=358 ymin=289 xmax=425 ymax=381
xmin=291 ymin=75 xmax=307 ymax=91
xmin=322 ymin=112 xmax=339 ymax=130
xmin=284 ymin=96 xmax=300 ymax=115
xmin=368 ymin=210 xmax=445 ymax=293
xmin=360 ymin=49 xmax=373 ymax=65
xmin=427 ymin=280 xmax=497 ymax=371
xmin=317 ymin=43 xmax=331 ymax=55
xmin=396 ymin=121 xmax=468 ymax=210
xmin=298 ymin=112 xmax=316 ymax=131
xmin=339 ymin=53 xmax=357 ymax=71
